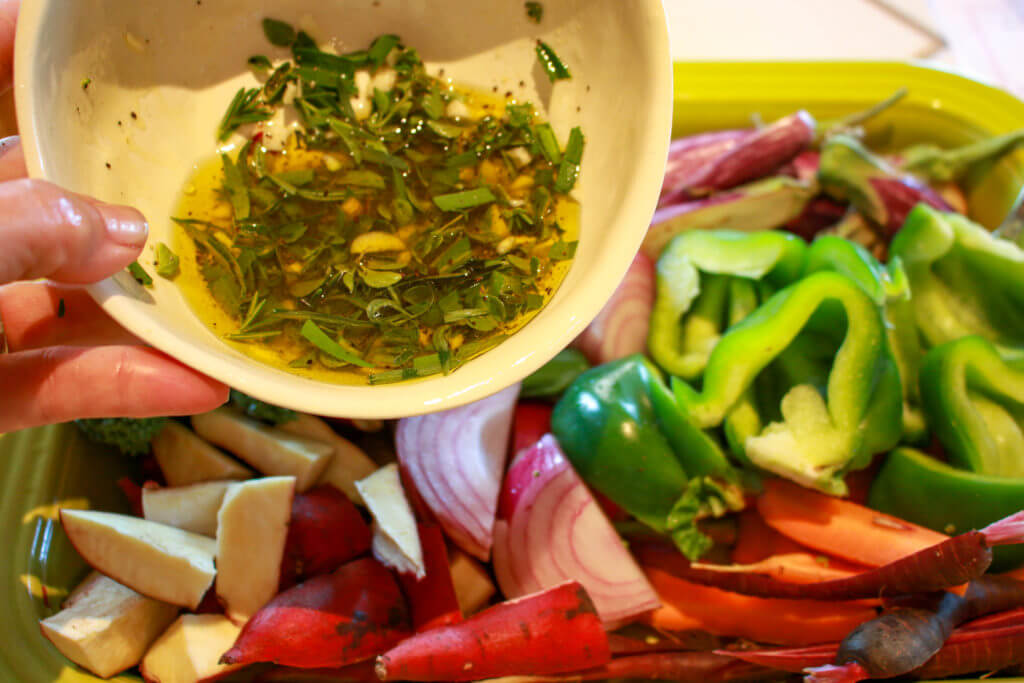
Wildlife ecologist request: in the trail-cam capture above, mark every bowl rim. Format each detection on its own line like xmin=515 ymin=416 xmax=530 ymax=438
xmin=12 ymin=0 xmax=674 ymax=418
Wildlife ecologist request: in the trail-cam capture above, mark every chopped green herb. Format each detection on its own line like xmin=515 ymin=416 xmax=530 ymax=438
xmin=549 ymin=240 xmax=578 ymax=261
xmin=525 ymin=1 xmax=544 ymax=23
xmin=155 ymin=243 xmax=180 ymax=278
xmin=176 ymin=27 xmax=582 ymax=384
xmin=262 ymin=18 xmax=296 ymax=47
xmin=433 ymin=188 xmax=496 ymax=211
xmin=81 ymin=78 xmax=92 ymax=90
xmin=535 ymin=41 xmax=571 ymax=82
xmin=300 ymin=320 xmax=373 ymax=367
xmin=128 ymin=261 xmax=153 ymax=287
xmin=554 ymin=126 xmax=584 ymax=193
xmin=217 ymin=87 xmax=272 ymax=142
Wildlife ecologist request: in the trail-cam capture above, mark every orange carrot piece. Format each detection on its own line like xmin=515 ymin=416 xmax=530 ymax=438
xmin=643 ymin=567 xmax=876 ymax=646
xmin=757 ymin=479 xmax=947 ymax=567
xmin=733 ymin=509 xmax=806 ymax=564
xmin=694 ymin=553 xmax=861 ymax=584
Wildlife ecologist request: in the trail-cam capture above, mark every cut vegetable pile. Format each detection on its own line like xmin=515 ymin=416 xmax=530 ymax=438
xmin=47 ymin=88 xmax=1024 ymax=682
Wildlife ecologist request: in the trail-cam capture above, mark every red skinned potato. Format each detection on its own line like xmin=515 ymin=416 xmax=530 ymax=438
xmin=398 ymin=525 xmax=463 ymax=632
xmin=221 ymin=557 xmax=411 ymax=669
xmin=375 ymin=581 xmax=610 ymax=682
xmin=280 ymin=485 xmax=372 ymax=589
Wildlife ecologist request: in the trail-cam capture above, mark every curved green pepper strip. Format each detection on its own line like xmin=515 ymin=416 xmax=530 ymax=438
xmin=803 ymin=235 xmax=927 ymax=442
xmin=674 ymin=271 xmax=903 ymax=495
xmin=919 ymin=336 xmax=1024 ymax=477
xmin=869 ymin=447 xmax=1024 ymax=570
xmin=891 ymin=204 xmax=1024 ymax=356
xmin=551 ymin=355 xmax=741 ymax=559
xmin=648 ymin=230 xmax=807 ymax=380
xmin=520 ymin=348 xmax=590 ymax=400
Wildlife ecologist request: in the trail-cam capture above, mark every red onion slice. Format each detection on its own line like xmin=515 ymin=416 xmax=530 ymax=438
xmin=493 ymin=435 xmax=660 ymax=627
xmin=574 ymin=251 xmax=655 ymax=365
xmin=396 ymin=384 xmax=520 ymax=561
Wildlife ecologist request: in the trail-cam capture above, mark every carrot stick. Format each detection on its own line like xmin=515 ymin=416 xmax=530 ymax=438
xmin=640 ymin=510 xmax=1024 ymax=601
xmin=222 ymin=558 xmax=410 ymax=669
xmin=720 ymin=644 xmax=837 ymax=673
xmin=733 ymin=509 xmax=807 ymax=564
xmin=375 ymin=581 xmax=610 ymax=681
xmin=696 ymin=553 xmax=861 ymax=584
xmin=643 ymin=567 xmax=876 ymax=646
xmin=912 ymin=622 xmax=1024 ymax=679
xmin=805 ymin=576 xmax=1024 ymax=683
xmin=757 ymin=479 xmax=947 ymax=567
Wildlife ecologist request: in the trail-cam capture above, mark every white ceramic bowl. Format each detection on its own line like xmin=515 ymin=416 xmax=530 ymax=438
xmin=13 ymin=0 xmax=672 ymax=418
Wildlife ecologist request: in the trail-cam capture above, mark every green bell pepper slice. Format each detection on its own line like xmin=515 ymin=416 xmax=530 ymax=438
xmin=551 ymin=355 xmax=742 ymax=559
xmin=520 ymin=349 xmax=590 ymax=400
xmin=890 ymin=204 xmax=1024 ymax=355
xmin=674 ymin=271 xmax=903 ymax=495
xmin=803 ymin=235 xmax=926 ymax=441
xmin=919 ymin=336 xmax=1024 ymax=478
xmin=648 ymin=230 xmax=807 ymax=380
xmin=869 ymin=447 xmax=1024 ymax=570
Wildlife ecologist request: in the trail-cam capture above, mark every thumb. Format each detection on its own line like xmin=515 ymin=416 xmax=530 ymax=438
xmin=0 ymin=178 xmax=148 ymax=285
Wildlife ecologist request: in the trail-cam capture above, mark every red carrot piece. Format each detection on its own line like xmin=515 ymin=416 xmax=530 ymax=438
xmin=720 ymin=644 xmax=837 ymax=673
xmin=222 ymin=558 xmax=411 ymax=669
xmin=375 ymin=581 xmax=610 ymax=681
xmin=961 ymin=606 xmax=1024 ymax=631
xmin=255 ymin=661 xmax=379 ymax=682
xmin=758 ymin=479 xmax=947 ymax=567
xmin=913 ymin=622 xmax=1024 ymax=679
xmin=805 ymin=662 xmax=870 ymax=683
xmin=280 ymin=485 xmax=372 ymax=589
xmin=644 ymin=567 xmax=876 ymax=646
xmin=577 ymin=652 xmax=776 ymax=682
xmin=398 ymin=524 xmax=463 ymax=632
xmin=642 ymin=508 xmax=1024 ymax=602
xmin=607 ymin=631 xmax=721 ymax=656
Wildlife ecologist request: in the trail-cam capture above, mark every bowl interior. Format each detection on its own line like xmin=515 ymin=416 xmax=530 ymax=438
xmin=14 ymin=0 xmax=672 ymax=418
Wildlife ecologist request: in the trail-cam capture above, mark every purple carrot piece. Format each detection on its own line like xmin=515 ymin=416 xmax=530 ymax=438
xmin=660 ymin=130 xmax=750 ymax=206
xmin=804 ymin=576 xmax=1024 ymax=682
xmin=634 ymin=511 xmax=1024 ymax=601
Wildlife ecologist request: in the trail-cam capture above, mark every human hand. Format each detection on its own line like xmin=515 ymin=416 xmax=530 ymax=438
xmin=0 ymin=1 xmax=228 ymax=432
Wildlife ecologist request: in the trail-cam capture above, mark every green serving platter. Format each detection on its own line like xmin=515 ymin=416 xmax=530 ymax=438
xmin=3 ymin=60 xmax=1024 ymax=683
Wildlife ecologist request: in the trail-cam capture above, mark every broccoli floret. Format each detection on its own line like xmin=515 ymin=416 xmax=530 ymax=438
xmin=74 ymin=418 xmax=168 ymax=456
xmin=229 ymin=390 xmax=297 ymax=426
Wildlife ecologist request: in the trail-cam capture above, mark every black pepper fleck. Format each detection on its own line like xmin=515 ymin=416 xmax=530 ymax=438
xmin=105 ymin=162 xmax=111 ymax=169
xmin=130 ymin=111 xmax=137 ymax=120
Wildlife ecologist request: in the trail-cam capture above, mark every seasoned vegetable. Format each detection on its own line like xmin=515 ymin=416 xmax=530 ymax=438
xmin=176 ymin=24 xmax=582 ymax=384
xmin=229 ymin=389 xmax=297 ymax=425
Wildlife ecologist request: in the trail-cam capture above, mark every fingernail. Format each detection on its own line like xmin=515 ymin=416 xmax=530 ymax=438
xmin=96 ymin=203 xmax=149 ymax=247
xmin=0 ymin=135 xmax=19 ymax=158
